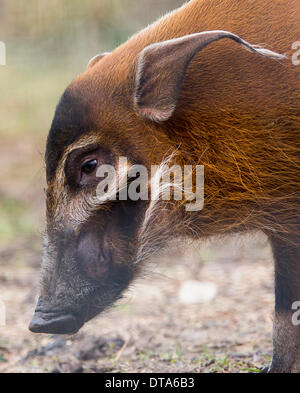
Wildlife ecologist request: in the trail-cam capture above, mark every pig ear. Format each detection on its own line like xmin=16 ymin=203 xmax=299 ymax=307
xmin=134 ymin=30 xmax=285 ymax=122
xmin=87 ymin=52 xmax=110 ymax=69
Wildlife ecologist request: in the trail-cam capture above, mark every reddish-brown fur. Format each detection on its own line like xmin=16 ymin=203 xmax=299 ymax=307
xmin=68 ymin=0 xmax=299 ymax=238
xmin=30 ymin=0 xmax=299 ymax=372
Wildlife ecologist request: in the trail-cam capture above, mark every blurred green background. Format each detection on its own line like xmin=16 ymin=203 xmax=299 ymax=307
xmin=0 ymin=0 xmax=184 ymax=265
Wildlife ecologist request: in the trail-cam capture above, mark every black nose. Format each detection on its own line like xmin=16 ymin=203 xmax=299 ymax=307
xmin=29 ymin=312 xmax=79 ymax=335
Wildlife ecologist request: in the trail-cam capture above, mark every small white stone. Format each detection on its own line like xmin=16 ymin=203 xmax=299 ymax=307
xmin=178 ymin=280 xmax=217 ymax=305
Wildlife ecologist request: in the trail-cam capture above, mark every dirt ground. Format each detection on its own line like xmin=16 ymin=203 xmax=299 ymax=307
xmin=0 ymin=233 xmax=274 ymax=373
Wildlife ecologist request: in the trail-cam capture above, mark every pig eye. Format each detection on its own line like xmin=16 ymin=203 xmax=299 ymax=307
xmin=81 ymin=159 xmax=98 ymax=175
xmin=65 ymin=144 xmax=113 ymax=187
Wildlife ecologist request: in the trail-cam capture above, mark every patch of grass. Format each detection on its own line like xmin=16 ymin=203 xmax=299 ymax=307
xmin=161 ymin=342 xmax=183 ymax=364
xmin=175 ymin=342 xmax=183 ymax=361
xmin=107 ymin=342 xmax=118 ymax=361
xmin=197 ymin=346 xmax=232 ymax=372
xmin=242 ymin=367 xmax=261 ymax=373
xmin=138 ymin=349 xmax=153 ymax=362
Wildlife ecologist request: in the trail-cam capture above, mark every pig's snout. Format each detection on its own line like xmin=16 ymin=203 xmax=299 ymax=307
xmin=29 ymin=312 xmax=78 ymax=334
xmin=29 ymin=299 xmax=82 ymax=335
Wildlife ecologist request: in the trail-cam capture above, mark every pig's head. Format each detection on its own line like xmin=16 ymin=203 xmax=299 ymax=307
xmin=29 ymin=31 xmax=284 ymax=334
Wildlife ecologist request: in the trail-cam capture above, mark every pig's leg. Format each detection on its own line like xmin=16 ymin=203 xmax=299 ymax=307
xmin=267 ymin=234 xmax=300 ymax=373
